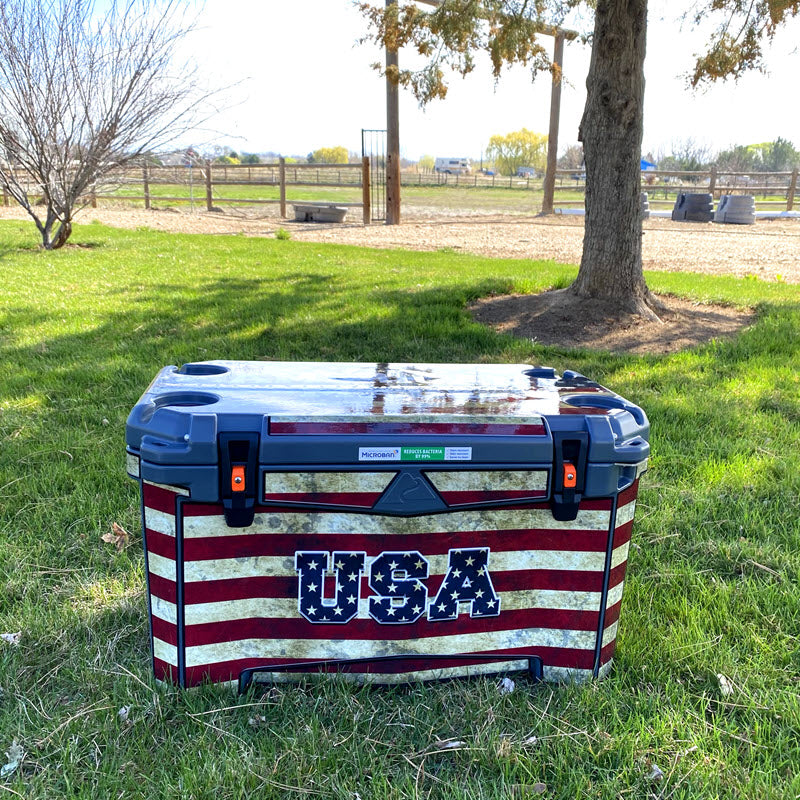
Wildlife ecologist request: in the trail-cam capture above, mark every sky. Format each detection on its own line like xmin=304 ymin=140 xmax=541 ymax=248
xmin=188 ymin=0 xmax=800 ymax=162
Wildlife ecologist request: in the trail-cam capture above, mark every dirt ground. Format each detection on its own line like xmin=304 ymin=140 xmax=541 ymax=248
xmin=3 ymin=203 xmax=797 ymax=354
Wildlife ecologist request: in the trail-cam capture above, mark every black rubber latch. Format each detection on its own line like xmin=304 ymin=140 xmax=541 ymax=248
xmin=551 ymin=430 xmax=589 ymax=522
xmin=219 ymin=432 xmax=259 ymax=528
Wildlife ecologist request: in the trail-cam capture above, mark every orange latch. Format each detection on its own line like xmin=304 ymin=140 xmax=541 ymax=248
xmin=231 ymin=465 xmax=246 ymax=492
xmin=563 ymin=462 xmax=577 ymax=489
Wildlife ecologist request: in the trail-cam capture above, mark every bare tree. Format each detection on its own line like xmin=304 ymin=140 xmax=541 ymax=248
xmin=0 ymin=0 xmax=214 ymax=249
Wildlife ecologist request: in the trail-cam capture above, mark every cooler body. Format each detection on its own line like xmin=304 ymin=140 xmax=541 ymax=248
xmin=126 ymin=362 xmax=649 ymax=688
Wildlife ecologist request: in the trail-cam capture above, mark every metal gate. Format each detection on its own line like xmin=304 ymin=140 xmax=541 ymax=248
xmin=361 ymin=129 xmax=386 ymax=222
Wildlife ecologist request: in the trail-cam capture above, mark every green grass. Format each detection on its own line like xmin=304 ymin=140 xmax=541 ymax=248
xmin=1 ymin=219 xmax=799 ymax=799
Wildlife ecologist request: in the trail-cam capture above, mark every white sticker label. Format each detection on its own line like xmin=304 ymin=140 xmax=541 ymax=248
xmin=444 ymin=447 xmax=472 ymax=461
xmin=358 ymin=446 xmax=473 ymax=462
xmin=358 ymin=447 xmax=401 ymax=461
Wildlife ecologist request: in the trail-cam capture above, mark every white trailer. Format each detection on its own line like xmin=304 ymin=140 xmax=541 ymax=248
xmin=435 ymin=157 xmax=471 ymax=175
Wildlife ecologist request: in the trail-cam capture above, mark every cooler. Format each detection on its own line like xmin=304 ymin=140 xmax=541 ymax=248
xmin=125 ymin=361 xmax=649 ymax=688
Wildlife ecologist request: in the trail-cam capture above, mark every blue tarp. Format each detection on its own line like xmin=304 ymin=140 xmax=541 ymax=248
xmin=640 ymin=158 xmax=657 ymax=170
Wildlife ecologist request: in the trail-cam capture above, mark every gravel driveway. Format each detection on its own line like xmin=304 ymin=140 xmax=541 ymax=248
xmin=2 ymin=204 xmax=798 ymax=283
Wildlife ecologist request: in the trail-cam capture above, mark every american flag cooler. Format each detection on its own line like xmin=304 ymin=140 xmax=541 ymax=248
xmin=126 ymin=362 xmax=649 ymax=688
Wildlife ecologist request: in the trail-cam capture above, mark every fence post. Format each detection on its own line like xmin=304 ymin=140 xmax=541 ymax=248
xmin=90 ymin=189 xmax=97 ymax=208
xmin=279 ymin=157 xmax=287 ymax=218
xmin=143 ymin=165 xmax=151 ymax=210
xmin=788 ymin=168 xmax=798 ymax=211
xmin=204 ymin=161 xmax=213 ymax=211
xmin=709 ymin=165 xmax=717 ymax=198
xmin=362 ymin=156 xmax=371 ymax=225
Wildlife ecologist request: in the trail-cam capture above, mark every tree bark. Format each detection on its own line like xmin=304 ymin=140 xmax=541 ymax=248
xmin=572 ymin=0 xmax=661 ymax=320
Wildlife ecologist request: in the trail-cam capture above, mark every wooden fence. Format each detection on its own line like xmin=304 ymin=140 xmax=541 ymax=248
xmin=3 ymin=162 xmax=797 ymax=214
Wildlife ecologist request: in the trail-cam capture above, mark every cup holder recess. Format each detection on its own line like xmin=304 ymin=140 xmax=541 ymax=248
xmin=177 ymin=363 xmax=230 ymax=376
xmin=153 ymin=392 xmax=220 ymax=408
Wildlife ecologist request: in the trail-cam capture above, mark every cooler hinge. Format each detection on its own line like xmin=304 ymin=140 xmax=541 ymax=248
xmin=551 ymin=431 xmax=589 ymax=522
xmin=219 ymin=432 xmax=260 ymax=528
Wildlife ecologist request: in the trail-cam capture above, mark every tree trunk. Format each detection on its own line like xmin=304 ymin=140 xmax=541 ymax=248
xmin=572 ymin=0 xmax=661 ymax=320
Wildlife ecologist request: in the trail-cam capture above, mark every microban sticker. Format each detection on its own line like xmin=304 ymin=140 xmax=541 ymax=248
xmin=358 ymin=446 xmax=472 ymax=462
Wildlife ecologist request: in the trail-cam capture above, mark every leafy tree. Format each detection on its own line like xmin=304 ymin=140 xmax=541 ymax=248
xmin=418 ymin=154 xmax=435 ymax=171
xmin=358 ymin=0 xmax=798 ymax=320
xmin=486 ymin=128 xmax=547 ymax=175
xmin=557 ymin=144 xmax=584 ymax=170
xmin=240 ymin=153 xmax=262 ymax=165
xmin=0 ymin=0 xmax=214 ymax=250
xmin=311 ymin=146 xmax=349 ymax=164
xmin=748 ymin=138 xmax=800 ymax=171
xmin=715 ymin=144 xmax=758 ymax=173
xmin=657 ymin=138 xmax=713 ymax=173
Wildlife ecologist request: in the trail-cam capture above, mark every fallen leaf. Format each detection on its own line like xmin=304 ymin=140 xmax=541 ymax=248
xmin=531 ymin=784 xmax=547 ymax=795
xmin=248 ymin=714 xmax=267 ymax=727
xmin=0 ymin=740 xmax=23 ymax=778
xmin=717 ymin=673 xmax=734 ymax=697
xmin=646 ymin=764 xmax=664 ymax=782
xmin=101 ymin=522 xmax=130 ymax=552
xmin=117 ymin=706 xmax=130 ymax=722
xmin=1 ymin=632 xmax=21 ymax=646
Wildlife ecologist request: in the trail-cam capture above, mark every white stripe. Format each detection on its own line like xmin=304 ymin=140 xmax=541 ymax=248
xmin=615 ymin=501 xmax=637 ymax=527
xmin=250 ymin=659 xmax=534 ymax=685
xmin=602 ymin=621 xmax=619 ymax=648
xmin=126 ymin=452 xmax=140 ymax=478
xmin=148 ymin=540 xmax=630 ymax=586
xmin=153 ymin=637 xmax=178 ymax=666
xmin=181 ymin=507 xmax=612 ymax=538
xmin=144 ymin=507 xmax=176 ymax=537
xmin=426 ymin=470 xmax=548 ymax=493
xmin=610 ymin=541 xmax=630 ymax=571
xmin=544 ymin=665 xmax=596 ymax=683
xmin=144 ymin=481 xmax=189 ymax=496
xmin=181 ymin=587 xmax=605 ymax=626
xmin=147 ymin=552 xmax=178 ymax=582
xmin=264 ymin=471 xmax=396 ymax=495
xmin=151 ymin=595 xmax=178 ymax=625
xmin=606 ymin=581 xmax=625 ymax=610
xmin=184 ymin=626 xmax=597 ymax=668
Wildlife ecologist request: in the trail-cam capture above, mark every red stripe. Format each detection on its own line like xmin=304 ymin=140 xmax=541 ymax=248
xmin=180 ymin=564 xmax=609 ymax=604
xmin=152 ymin=614 xmax=178 ymax=645
xmin=153 ymin=658 xmax=179 ymax=682
xmin=598 ymin=639 xmax=617 ymax=666
xmin=606 ymin=562 xmax=628 ymax=592
xmin=617 ymin=480 xmax=640 ymax=507
xmin=269 ymin=422 xmax=547 ymax=436
xmin=144 ymin=529 xmax=176 ymax=560
xmin=438 ymin=490 xmax=548 ymax=504
xmin=604 ymin=599 xmax=622 ymax=627
xmin=612 ymin=519 xmax=633 ymax=548
xmin=183 ymin=645 xmax=597 ymax=686
xmin=180 ymin=527 xmax=611 ymax=563
xmin=262 ymin=492 xmax=382 ymax=507
xmin=148 ymin=573 xmax=177 ymax=601
xmin=180 ymin=497 xmax=615 ymax=517
xmin=142 ymin=484 xmax=181 ymax=514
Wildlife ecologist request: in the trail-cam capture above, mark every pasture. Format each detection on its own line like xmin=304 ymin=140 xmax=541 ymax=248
xmin=0 ymin=219 xmax=799 ymax=799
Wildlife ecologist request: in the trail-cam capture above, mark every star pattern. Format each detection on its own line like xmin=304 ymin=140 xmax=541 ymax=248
xmin=295 ymin=551 xmax=365 ymax=624
xmin=369 ymin=551 xmax=429 ymax=625
xmin=428 ymin=548 xmax=500 ymax=621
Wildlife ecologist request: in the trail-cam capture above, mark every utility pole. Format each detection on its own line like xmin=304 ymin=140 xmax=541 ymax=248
xmin=385 ymin=0 xmax=401 ymax=225
xmin=541 ymin=32 xmax=565 ymax=215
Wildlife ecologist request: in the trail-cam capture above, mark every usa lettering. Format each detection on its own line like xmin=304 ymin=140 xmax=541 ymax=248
xmin=294 ymin=547 xmax=500 ymax=624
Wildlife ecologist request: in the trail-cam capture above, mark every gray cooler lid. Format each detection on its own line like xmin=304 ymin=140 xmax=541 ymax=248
xmin=126 ymin=361 xmax=649 ymax=468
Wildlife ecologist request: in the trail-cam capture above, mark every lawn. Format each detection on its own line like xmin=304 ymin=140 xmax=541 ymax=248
xmin=0 ymin=219 xmax=798 ymax=799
